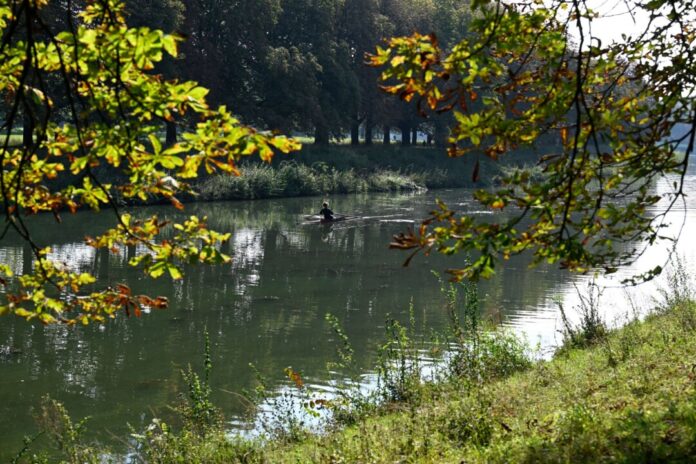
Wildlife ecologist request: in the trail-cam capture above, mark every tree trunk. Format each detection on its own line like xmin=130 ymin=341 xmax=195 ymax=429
xmin=165 ymin=121 xmax=177 ymax=146
xmin=434 ymin=119 xmax=448 ymax=148
xmin=350 ymin=120 xmax=360 ymax=145
xmin=400 ymin=123 xmax=410 ymax=146
xmin=365 ymin=117 xmax=373 ymax=146
xmin=315 ymin=124 xmax=329 ymax=145
xmin=383 ymin=125 xmax=391 ymax=145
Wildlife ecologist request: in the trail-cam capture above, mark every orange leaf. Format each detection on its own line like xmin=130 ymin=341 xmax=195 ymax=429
xmin=285 ymin=367 xmax=304 ymax=389
xmin=116 ymin=284 xmax=131 ymax=295
xmin=170 ymin=196 xmax=184 ymax=210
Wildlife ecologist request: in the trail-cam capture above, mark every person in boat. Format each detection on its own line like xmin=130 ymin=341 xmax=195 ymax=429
xmin=319 ymin=201 xmax=334 ymax=221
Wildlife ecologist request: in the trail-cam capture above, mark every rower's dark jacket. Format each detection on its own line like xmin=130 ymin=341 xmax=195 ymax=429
xmin=319 ymin=207 xmax=334 ymax=220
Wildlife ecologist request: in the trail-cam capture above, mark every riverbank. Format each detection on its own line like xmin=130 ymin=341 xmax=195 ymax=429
xmin=194 ymin=144 xmax=513 ymax=201
xmin=19 ymin=271 xmax=696 ymax=463
xmin=225 ymin=286 xmax=696 ymax=462
xmin=14 ymin=143 xmax=532 ymax=208
xmin=270 ymin=299 xmax=696 ymax=462
xmin=202 ymin=289 xmax=696 ymax=463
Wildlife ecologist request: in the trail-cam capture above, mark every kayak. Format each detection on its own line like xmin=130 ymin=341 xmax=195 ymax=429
xmin=303 ymin=214 xmax=355 ymax=224
xmin=320 ymin=216 xmax=348 ymax=224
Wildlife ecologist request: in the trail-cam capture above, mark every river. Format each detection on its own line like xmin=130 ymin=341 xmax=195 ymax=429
xmin=1 ymin=170 xmax=695 ymax=458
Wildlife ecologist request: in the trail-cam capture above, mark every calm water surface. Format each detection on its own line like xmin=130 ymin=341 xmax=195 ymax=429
xmin=1 ymin=172 xmax=695 ymax=457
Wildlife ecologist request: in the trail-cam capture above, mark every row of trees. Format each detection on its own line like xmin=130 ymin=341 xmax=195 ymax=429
xmin=126 ymin=0 xmax=471 ymax=146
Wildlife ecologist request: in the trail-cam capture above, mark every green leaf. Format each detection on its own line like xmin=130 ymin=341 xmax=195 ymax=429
xmin=149 ymin=133 xmax=162 ymax=155
xmin=167 ymin=263 xmax=182 ymax=280
xmin=162 ymin=34 xmax=178 ymax=57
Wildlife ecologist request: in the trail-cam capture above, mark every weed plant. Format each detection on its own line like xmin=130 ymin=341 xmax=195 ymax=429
xmin=132 ymin=329 xmax=231 ymax=461
xmin=323 ymin=314 xmax=377 ymax=427
xmin=176 ymin=330 xmax=222 ymax=437
xmin=656 ymin=256 xmax=696 ymax=311
xmin=434 ymin=272 xmax=531 ymax=384
xmin=17 ymin=396 xmax=101 ymax=464
xmin=556 ymin=280 xmax=608 ymax=351
xmin=375 ymin=303 xmax=425 ymax=404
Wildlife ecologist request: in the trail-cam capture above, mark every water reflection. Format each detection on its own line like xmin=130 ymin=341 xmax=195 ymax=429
xmin=0 ymin=170 xmax=693 ymax=457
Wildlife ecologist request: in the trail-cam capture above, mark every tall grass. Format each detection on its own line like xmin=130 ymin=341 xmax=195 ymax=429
xmin=440 ymin=277 xmax=531 ymax=385
xmin=197 ymin=162 xmax=424 ymax=201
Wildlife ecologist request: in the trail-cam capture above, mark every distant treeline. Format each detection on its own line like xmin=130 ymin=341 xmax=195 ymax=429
xmin=8 ymin=1 xmax=470 ymax=147
xmin=138 ymin=0 xmax=471 ymax=146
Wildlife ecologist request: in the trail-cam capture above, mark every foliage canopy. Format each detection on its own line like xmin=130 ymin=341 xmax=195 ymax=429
xmin=0 ymin=0 xmax=299 ymax=324
xmin=374 ymin=0 xmax=696 ymax=283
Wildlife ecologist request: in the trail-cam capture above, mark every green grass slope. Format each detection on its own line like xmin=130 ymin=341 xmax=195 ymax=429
xmin=267 ymin=303 xmax=696 ymax=463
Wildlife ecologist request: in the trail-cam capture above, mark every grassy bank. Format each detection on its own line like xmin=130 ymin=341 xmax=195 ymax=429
xmin=271 ymin=304 xmax=696 ymax=462
xmin=255 ymin=281 xmax=696 ymax=463
xmin=195 ymin=144 xmax=518 ymax=201
xmin=197 ymin=163 xmax=426 ymax=201
xmin=283 ymin=145 xmax=480 ymax=189
xmin=17 ymin=270 xmax=696 ymax=463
